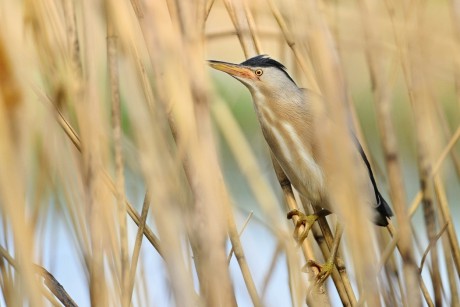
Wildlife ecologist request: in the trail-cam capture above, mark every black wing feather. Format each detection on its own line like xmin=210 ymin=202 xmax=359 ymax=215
xmin=351 ymin=134 xmax=393 ymax=226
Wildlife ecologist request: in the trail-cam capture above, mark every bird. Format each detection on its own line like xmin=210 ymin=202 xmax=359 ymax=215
xmin=208 ymin=55 xmax=393 ymax=285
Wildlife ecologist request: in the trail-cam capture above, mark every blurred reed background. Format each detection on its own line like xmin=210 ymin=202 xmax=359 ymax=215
xmin=0 ymin=0 xmax=459 ymax=306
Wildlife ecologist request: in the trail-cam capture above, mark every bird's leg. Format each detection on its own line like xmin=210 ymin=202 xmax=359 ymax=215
xmin=287 ymin=209 xmax=331 ymax=245
xmin=305 ymin=222 xmax=344 ymax=286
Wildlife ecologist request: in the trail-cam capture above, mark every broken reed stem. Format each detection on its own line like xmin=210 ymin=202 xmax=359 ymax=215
xmin=0 ymin=246 xmax=78 ymax=307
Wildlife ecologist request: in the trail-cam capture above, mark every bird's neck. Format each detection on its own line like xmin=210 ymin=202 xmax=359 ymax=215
xmin=249 ymin=87 xmax=308 ymax=124
xmin=249 ymin=88 xmax=324 ymax=202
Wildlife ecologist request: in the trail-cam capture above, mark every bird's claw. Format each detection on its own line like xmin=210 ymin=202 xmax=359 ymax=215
xmin=287 ymin=209 xmax=318 ymax=245
xmin=304 ymin=259 xmax=334 ymax=287
xmin=287 ymin=209 xmax=331 ymax=245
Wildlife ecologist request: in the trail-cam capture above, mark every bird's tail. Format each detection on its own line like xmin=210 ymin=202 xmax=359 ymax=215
xmin=374 ymin=193 xmax=393 ymax=226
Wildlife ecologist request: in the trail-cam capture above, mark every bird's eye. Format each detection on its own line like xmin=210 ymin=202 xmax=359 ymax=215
xmin=255 ymin=69 xmax=263 ymax=76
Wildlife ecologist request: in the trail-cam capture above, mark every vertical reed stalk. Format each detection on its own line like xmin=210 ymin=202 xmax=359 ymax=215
xmin=106 ymin=4 xmax=129 ymax=304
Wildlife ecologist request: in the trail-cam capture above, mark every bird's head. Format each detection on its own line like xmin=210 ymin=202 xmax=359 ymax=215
xmin=208 ymin=55 xmax=298 ymax=99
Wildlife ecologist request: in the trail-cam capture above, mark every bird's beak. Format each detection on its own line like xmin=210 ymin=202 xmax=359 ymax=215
xmin=208 ymin=60 xmax=255 ymax=80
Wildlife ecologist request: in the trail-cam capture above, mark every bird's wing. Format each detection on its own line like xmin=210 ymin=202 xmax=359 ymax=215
xmin=300 ymin=88 xmax=392 ymax=225
xmin=351 ymin=134 xmax=393 ymax=225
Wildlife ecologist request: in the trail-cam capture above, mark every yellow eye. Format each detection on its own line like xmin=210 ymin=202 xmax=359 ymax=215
xmin=255 ymin=69 xmax=263 ymax=76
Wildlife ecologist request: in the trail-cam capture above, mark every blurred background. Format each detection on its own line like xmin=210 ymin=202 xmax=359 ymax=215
xmin=0 ymin=0 xmax=459 ymax=306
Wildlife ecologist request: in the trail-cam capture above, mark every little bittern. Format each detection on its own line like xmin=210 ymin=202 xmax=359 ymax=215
xmin=209 ymin=55 xmax=393 ymax=285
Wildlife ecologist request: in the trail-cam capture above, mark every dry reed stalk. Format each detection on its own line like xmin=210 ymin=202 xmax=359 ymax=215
xmin=265 ymin=0 xmax=320 ymax=93
xmin=0 ymin=246 xmax=77 ymax=307
xmin=209 ymin=3 xmax=305 ymax=305
xmin=260 ymin=243 xmax=282 ymax=298
xmin=287 ymin=5 xmax=366 ymax=303
xmin=392 ymin=1 xmax=446 ymax=303
xmin=0 ymin=31 xmax=42 ymax=306
xmin=408 ymin=126 xmax=460 ymax=214
xmin=215 ymin=6 xmax=320 ymax=302
xmin=226 ymin=211 xmax=253 ymax=263
xmin=205 ymin=0 xmax=216 ymax=20
xmin=139 ymin=1 xmax=243 ymax=305
xmin=438 ymin=187 xmax=460 ymax=306
xmin=433 ymin=99 xmax=460 ymax=178
xmin=434 ymin=175 xmax=460 ymax=277
xmin=106 ymin=4 xmax=129 ymax=304
xmin=276 ymin=166 xmax=321 ymax=305
xmin=225 ymin=201 xmax=262 ymax=307
xmin=36 ymin=92 xmax=163 ymax=265
xmin=213 ymin=1 xmax=284 ymax=226
xmin=110 ymin=2 xmax=207 ymax=305
xmin=242 ymin=0 xmax=263 ymax=54
xmin=222 ymin=0 xmax=256 ymax=56
xmin=206 ymin=29 xmax=281 ymax=40
xmin=359 ymin=0 xmax=423 ymax=304
xmin=45 ymin=103 xmax=164 ymax=255
xmin=451 ymin=0 xmax=460 ymax=111
xmin=129 ymin=98 xmax=199 ymax=307
xmin=126 ymin=192 xmax=150 ymax=306
xmin=307 ymin=200 xmax=358 ymax=306
xmin=112 ymin=1 xmax=230 ymax=306
xmin=211 ymin=99 xmax=306 ymax=305
xmin=74 ymin=1 xmax=131 ymax=304
xmin=211 ymin=99 xmax=285 ymax=227
xmin=62 ymin=0 xmax=82 ymax=77
xmin=300 ymin=1 xmax=381 ymax=305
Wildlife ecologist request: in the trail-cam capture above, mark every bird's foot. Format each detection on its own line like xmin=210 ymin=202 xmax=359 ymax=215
xmin=287 ymin=209 xmax=330 ymax=245
xmin=304 ymin=259 xmax=334 ymax=287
